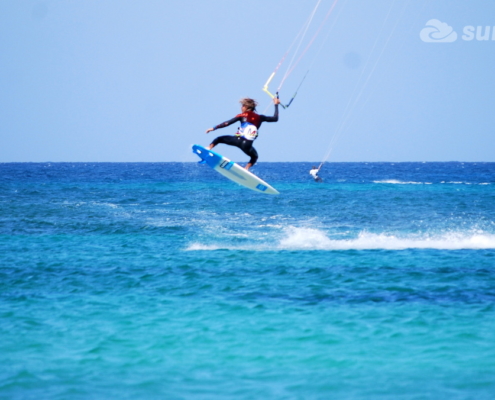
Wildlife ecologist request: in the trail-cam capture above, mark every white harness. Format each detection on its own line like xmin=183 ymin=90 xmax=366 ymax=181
xmin=236 ymin=123 xmax=258 ymax=141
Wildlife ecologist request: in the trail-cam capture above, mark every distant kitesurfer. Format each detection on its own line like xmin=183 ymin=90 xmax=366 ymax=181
xmin=205 ymin=97 xmax=280 ymax=171
xmin=310 ymin=166 xmax=322 ymax=182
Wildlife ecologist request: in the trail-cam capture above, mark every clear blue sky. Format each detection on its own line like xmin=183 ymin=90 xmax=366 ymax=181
xmin=1 ymin=0 xmax=494 ymax=162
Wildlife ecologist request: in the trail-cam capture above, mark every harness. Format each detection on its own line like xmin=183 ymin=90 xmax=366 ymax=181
xmin=236 ymin=122 xmax=258 ymax=141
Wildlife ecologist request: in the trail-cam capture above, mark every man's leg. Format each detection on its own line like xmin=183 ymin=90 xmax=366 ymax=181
xmin=241 ymin=142 xmax=258 ymax=171
xmin=208 ymin=135 xmax=237 ymax=150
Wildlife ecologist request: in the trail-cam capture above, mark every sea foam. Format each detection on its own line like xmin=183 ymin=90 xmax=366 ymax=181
xmin=278 ymin=227 xmax=495 ymax=250
xmin=186 ymin=227 xmax=495 ymax=251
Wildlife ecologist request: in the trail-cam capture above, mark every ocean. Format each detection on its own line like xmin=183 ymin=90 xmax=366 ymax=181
xmin=1 ymin=161 xmax=494 ymax=399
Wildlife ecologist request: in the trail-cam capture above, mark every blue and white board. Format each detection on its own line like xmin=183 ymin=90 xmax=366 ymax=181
xmin=192 ymin=144 xmax=279 ymax=195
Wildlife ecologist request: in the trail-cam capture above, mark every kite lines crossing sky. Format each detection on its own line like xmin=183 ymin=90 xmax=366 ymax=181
xmin=261 ymin=0 xmax=414 ymax=170
xmin=262 ymin=0 xmax=341 ymax=109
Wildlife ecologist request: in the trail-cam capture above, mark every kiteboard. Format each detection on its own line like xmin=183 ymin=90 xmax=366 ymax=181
xmin=192 ymin=144 xmax=279 ymax=195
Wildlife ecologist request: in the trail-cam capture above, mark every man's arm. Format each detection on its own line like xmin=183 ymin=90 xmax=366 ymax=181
xmin=260 ymin=98 xmax=280 ymax=123
xmin=206 ymin=115 xmax=242 ymax=133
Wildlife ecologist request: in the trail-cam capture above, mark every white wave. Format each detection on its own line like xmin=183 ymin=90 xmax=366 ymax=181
xmin=375 ymin=180 xmax=491 ymax=186
xmin=186 ymin=243 xmax=223 ymax=251
xmin=186 ymin=227 xmax=495 ymax=251
xmin=444 ymin=182 xmax=492 ymax=185
xmin=374 ymin=180 xmax=431 ymax=185
xmin=278 ymin=227 xmax=334 ymax=249
xmin=92 ymin=201 xmax=119 ymax=209
xmin=278 ymin=227 xmax=495 ymax=250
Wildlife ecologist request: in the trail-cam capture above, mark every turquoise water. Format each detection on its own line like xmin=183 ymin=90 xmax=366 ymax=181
xmin=1 ymin=162 xmax=495 ymax=399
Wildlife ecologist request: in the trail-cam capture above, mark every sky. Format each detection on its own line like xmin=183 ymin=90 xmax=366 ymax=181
xmin=1 ymin=0 xmax=494 ymax=162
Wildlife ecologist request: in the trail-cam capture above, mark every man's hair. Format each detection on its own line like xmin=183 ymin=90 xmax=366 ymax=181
xmin=239 ymin=98 xmax=258 ymax=111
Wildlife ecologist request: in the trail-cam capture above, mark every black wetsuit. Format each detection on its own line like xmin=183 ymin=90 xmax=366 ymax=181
xmin=210 ymin=105 xmax=279 ymax=165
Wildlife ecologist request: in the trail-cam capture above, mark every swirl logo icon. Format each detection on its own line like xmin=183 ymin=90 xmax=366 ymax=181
xmin=420 ymin=19 xmax=458 ymax=42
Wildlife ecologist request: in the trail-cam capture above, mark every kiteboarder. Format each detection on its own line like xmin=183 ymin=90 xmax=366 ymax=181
xmin=310 ymin=166 xmax=322 ymax=182
xmin=206 ymin=97 xmax=280 ymax=171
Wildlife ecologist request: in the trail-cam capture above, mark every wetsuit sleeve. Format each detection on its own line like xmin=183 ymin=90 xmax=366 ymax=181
xmin=213 ymin=115 xmax=242 ymax=130
xmin=260 ymin=104 xmax=279 ymax=123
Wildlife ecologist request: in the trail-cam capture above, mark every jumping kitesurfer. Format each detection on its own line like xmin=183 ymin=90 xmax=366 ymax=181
xmin=206 ymin=97 xmax=280 ymax=171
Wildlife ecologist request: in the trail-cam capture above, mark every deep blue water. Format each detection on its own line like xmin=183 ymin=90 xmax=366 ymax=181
xmin=1 ymin=162 xmax=495 ymax=399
